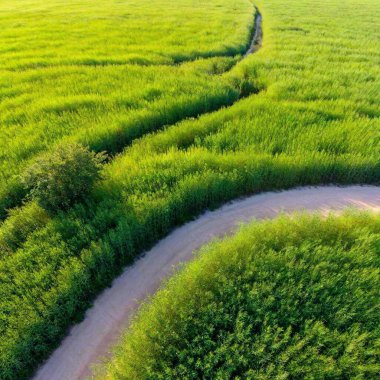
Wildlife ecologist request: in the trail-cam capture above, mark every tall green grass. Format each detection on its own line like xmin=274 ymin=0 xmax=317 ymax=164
xmin=0 ymin=0 xmax=255 ymax=217
xmin=0 ymin=0 xmax=253 ymax=69
xmin=0 ymin=0 xmax=379 ymax=378
xmin=98 ymin=212 xmax=380 ymax=379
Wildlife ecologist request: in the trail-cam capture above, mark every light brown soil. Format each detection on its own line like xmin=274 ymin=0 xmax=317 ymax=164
xmin=32 ymin=185 xmax=380 ymax=380
xmin=245 ymin=9 xmax=263 ymax=56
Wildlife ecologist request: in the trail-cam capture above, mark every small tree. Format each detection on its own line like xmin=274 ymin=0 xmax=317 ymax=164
xmin=21 ymin=143 xmax=107 ymax=213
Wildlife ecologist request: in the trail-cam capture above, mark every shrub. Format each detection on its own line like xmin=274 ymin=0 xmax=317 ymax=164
xmin=21 ymin=143 xmax=106 ymax=213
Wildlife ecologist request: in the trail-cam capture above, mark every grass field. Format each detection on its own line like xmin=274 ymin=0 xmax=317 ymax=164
xmin=0 ymin=0 xmax=379 ymax=378
xmin=0 ymin=0 xmax=254 ymax=216
xmin=97 ymin=212 xmax=380 ymax=379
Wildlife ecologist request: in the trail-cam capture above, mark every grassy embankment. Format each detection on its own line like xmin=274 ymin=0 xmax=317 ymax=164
xmin=0 ymin=0 xmax=379 ymax=378
xmin=98 ymin=212 xmax=380 ymax=379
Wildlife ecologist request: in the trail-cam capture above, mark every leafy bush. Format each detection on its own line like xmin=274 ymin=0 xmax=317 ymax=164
xmin=21 ymin=143 xmax=106 ymax=213
xmin=98 ymin=213 xmax=380 ymax=379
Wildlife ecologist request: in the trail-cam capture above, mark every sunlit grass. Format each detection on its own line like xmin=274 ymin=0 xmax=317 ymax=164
xmin=0 ymin=0 xmax=252 ymax=68
xmin=0 ymin=0 xmax=254 ymax=216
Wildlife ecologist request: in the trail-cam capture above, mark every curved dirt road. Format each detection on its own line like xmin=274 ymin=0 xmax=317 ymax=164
xmin=32 ymin=185 xmax=380 ymax=380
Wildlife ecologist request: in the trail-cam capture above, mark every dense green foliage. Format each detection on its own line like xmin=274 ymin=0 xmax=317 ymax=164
xmin=0 ymin=0 xmax=379 ymax=378
xmin=21 ymin=143 xmax=106 ymax=212
xmin=99 ymin=213 xmax=380 ymax=379
xmin=0 ymin=203 xmax=48 ymax=257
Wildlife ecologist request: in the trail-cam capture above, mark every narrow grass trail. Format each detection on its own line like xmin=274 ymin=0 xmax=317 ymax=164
xmin=32 ymin=186 xmax=380 ymax=380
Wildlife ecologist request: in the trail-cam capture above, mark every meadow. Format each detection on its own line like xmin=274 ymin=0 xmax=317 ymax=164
xmin=0 ymin=0 xmax=254 ymax=216
xmin=0 ymin=0 xmax=379 ymax=378
xmin=98 ymin=212 xmax=380 ymax=379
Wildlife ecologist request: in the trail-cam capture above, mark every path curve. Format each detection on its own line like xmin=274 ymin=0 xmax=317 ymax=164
xmin=32 ymin=185 xmax=380 ymax=380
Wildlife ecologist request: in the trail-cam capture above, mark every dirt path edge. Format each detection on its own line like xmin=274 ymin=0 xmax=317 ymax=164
xmin=245 ymin=7 xmax=263 ymax=56
xmin=32 ymin=185 xmax=380 ymax=380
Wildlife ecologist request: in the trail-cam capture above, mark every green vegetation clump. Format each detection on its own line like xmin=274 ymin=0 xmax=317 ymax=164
xmin=99 ymin=213 xmax=380 ymax=379
xmin=21 ymin=143 xmax=106 ymax=213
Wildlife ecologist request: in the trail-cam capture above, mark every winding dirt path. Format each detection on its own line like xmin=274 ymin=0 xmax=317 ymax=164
xmin=32 ymin=185 xmax=380 ymax=380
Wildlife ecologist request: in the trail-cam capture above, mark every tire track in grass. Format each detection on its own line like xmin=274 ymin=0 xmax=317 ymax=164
xmin=245 ymin=7 xmax=263 ymax=56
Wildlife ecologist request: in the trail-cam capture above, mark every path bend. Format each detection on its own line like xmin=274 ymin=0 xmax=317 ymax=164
xmin=32 ymin=185 xmax=380 ymax=380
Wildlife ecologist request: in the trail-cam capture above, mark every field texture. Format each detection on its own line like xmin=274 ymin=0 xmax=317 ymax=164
xmin=0 ymin=0 xmax=254 ymax=215
xmin=0 ymin=0 xmax=379 ymax=378
xmin=98 ymin=212 xmax=380 ymax=379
